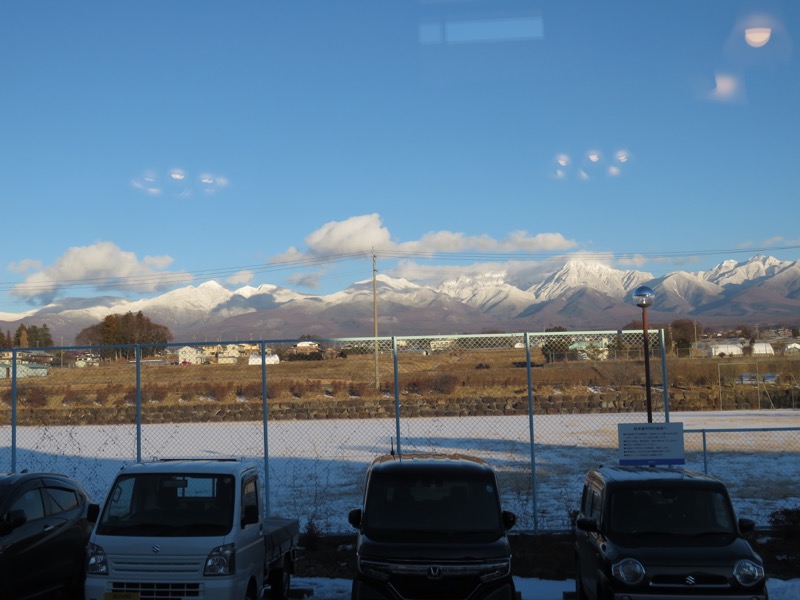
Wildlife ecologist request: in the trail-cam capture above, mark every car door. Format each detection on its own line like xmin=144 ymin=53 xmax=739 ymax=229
xmin=575 ymin=484 xmax=603 ymax=600
xmin=0 ymin=478 xmax=53 ymax=598
xmin=237 ymin=473 xmax=266 ymax=591
xmin=41 ymin=478 xmax=87 ymax=589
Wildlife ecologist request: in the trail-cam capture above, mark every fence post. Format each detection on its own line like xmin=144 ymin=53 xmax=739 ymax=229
xmin=261 ymin=341 xmax=271 ymax=516
xmin=392 ymin=336 xmax=401 ymax=455
xmin=11 ymin=348 xmax=18 ymax=472
xmin=136 ymin=345 xmax=142 ymax=463
xmin=659 ymin=329 xmax=671 ymax=422
xmin=524 ymin=333 xmax=539 ymax=532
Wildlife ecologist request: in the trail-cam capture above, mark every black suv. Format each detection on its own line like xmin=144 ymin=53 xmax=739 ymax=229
xmin=0 ymin=471 xmax=100 ymax=599
xmin=574 ymin=465 xmax=768 ymax=600
xmin=348 ymin=453 xmax=517 ymax=600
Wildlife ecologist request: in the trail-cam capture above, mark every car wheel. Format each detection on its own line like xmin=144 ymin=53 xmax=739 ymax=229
xmin=269 ymin=555 xmax=291 ymax=600
xmin=575 ymin=574 xmax=588 ymax=600
xmin=245 ymin=580 xmax=259 ymax=600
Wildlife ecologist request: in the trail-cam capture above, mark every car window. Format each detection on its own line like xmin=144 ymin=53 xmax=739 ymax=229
xmin=10 ymin=488 xmax=46 ymax=522
xmin=242 ymin=475 xmax=259 ymax=521
xmin=46 ymin=486 xmax=80 ymax=514
xmin=589 ymin=488 xmax=602 ymax=522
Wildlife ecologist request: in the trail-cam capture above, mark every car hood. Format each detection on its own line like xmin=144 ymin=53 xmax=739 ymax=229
xmin=610 ymin=536 xmax=761 ymax=565
xmin=357 ymin=532 xmax=511 ymax=562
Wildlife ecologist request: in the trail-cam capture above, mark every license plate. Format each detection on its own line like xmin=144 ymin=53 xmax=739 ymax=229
xmin=104 ymin=593 xmax=139 ymax=600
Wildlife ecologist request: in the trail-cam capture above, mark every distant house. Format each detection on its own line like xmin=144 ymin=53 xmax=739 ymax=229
xmin=248 ymin=353 xmax=280 ymax=365
xmin=217 ymin=344 xmax=241 ymax=365
xmin=177 ymin=346 xmax=204 ymax=365
xmin=569 ymin=340 xmax=609 ymax=360
xmin=707 ymin=343 xmax=743 ymax=357
xmin=294 ymin=341 xmax=320 ymax=354
xmin=0 ymin=362 xmax=48 ymax=379
xmin=751 ymin=342 xmax=775 ymax=356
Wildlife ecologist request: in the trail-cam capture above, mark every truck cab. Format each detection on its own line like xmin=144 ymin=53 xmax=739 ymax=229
xmin=348 ymin=453 xmax=517 ymax=600
xmin=85 ymin=458 xmax=298 ymax=600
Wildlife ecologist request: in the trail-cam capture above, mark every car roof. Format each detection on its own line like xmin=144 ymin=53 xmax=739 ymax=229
xmin=587 ymin=465 xmax=725 ymax=486
xmin=0 ymin=471 xmax=83 ymax=491
xmin=117 ymin=458 xmax=258 ymax=476
xmin=369 ymin=453 xmax=495 ymax=474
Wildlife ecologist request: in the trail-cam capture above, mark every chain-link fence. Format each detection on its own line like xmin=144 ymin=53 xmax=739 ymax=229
xmin=2 ymin=331 xmax=799 ymax=532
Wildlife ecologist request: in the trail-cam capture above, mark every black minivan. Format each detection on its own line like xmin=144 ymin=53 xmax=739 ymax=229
xmin=0 ymin=471 xmax=99 ymax=599
xmin=348 ymin=453 xmax=517 ymax=600
xmin=574 ymin=465 xmax=768 ymax=600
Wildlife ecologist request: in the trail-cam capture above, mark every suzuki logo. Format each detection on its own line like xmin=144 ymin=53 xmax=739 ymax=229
xmin=151 ymin=545 xmax=161 ymax=554
xmin=685 ymin=576 xmax=696 ymax=586
xmin=427 ymin=566 xmax=442 ymax=579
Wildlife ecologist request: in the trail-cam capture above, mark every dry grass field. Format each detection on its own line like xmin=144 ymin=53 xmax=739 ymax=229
xmin=2 ymin=348 xmax=799 ymax=414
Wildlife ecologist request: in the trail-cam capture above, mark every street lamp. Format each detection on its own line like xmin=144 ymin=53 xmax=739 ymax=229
xmin=633 ymin=285 xmax=655 ymax=423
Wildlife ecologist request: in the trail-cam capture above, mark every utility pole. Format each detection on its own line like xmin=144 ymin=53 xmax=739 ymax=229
xmin=373 ymin=250 xmax=379 ymax=389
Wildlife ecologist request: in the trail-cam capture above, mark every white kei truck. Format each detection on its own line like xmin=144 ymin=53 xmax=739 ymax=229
xmin=84 ymin=458 xmax=299 ymax=600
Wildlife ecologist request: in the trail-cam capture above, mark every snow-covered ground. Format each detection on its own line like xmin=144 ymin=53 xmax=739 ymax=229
xmin=291 ymin=575 xmax=800 ymax=600
xmin=3 ymin=410 xmax=798 ymax=598
xmin=5 ymin=409 xmax=797 ymax=532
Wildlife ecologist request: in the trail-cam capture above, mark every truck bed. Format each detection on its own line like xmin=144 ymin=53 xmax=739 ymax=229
xmin=264 ymin=517 xmax=300 ymax=563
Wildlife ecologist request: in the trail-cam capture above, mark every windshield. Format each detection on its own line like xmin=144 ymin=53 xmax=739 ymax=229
xmin=96 ymin=473 xmax=235 ymax=537
xmin=609 ymin=486 xmax=736 ymax=537
xmin=364 ymin=469 xmax=502 ymax=537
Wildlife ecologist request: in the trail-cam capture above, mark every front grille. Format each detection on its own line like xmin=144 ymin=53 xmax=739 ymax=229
xmin=650 ymin=572 xmax=729 ymax=588
xmin=111 ymin=581 xmax=202 ymax=599
xmin=390 ymin=574 xmax=479 ymax=600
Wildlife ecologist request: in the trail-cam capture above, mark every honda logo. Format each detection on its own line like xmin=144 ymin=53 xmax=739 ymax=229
xmin=427 ymin=566 xmax=442 ymax=579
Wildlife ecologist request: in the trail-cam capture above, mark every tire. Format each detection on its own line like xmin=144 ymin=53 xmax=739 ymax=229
xmin=269 ymin=555 xmax=291 ymax=600
xmin=575 ymin=574 xmax=588 ymax=600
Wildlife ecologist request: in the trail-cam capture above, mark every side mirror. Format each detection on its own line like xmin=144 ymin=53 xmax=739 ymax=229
xmin=242 ymin=504 xmax=259 ymax=527
xmin=87 ymin=503 xmax=100 ymax=524
xmin=738 ymin=517 xmax=755 ymax=534
xmin=348 ymin=509 xmax=362 ymax=529
xmin=576 ymin=517 xmax=598 ymax=533
xmin=502 ymin=510 xmax=516 ymax=531
xmin=0 ymin=510 xmax=26 ymax=534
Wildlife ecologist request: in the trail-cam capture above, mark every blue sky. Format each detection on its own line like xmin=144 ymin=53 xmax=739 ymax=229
xmin=1 ymin=0 xmax=798 ymax=314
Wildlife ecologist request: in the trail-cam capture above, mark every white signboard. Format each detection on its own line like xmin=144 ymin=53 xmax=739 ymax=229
xmin=618 ymin=422 xmax=685 ymax=466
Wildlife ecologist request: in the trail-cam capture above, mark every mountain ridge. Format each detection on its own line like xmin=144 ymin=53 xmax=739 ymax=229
xmin=2 ymin=255 xmax=798 ymax=342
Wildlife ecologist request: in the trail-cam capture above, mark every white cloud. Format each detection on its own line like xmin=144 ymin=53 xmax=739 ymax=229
xmin=10 ymin=242 xmax=191 ymax=304
xmin=131 ymin=168 xmax=230 ymax=197
xmin=227 ymin=270 xmax=255 ymax=286
xmin=7 ymin=258 xmax=43 ymax=273
xmin=282 ymin=214 xmax=577 ymax=260
xmin=305 ymin=214 xmax=393 ymax=255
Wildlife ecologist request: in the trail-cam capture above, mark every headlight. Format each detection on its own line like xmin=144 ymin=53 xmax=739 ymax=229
xmin=204 ymin=543 xmax=236 ymax=576
xmin=479 ymin=560 xmax=512 ymax=582
xmin=86 ymin=542 xmax=108 ymax=575
xmin=612 ymin=558 xmax=645 ymax=585
xmin=357 ymin=558 xmax=391 ymax=581
xmin=733 ymin=559 xmax=765 ymax=586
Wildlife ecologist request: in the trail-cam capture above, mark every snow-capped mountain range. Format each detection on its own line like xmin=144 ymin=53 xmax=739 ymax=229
xmin=3 ymin=255 xmax=799 ymax=343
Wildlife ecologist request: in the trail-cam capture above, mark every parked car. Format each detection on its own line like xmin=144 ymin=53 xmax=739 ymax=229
xmin=574 ymin=465 xmax=768 ymax=600
xmin=85 ymin=458 xmax=300 ymax=600
xmin=348 ymin=453 xmax=517 ymax=600
xmin=0 ymin=471 xmax=100 ymax=599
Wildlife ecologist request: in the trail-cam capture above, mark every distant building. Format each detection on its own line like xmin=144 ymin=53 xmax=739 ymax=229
xmin=177 ymin=346 xmax=204 ymax=365
xmin=751 ymin=342 xmax=775 ymax=356
xmin=707 ymin=343 xmax=743 ymax=357
xmin=248 ymin=353 xmax=280 ymax=365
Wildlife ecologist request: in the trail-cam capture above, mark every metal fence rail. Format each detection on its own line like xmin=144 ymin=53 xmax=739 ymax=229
xmin=2 ymin=330 xmax=799 ymax=532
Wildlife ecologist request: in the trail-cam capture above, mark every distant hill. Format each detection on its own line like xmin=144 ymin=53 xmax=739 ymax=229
xmin=2 ymin=255 xmax=798 ymax=343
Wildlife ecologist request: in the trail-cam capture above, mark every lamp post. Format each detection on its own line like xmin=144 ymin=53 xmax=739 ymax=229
xmin=633 ymin=285 xmax=655 ymax=423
